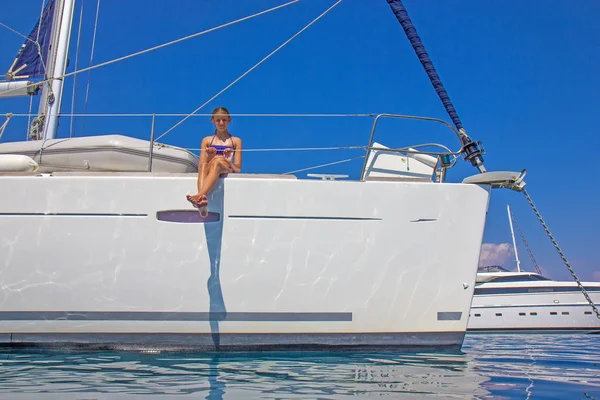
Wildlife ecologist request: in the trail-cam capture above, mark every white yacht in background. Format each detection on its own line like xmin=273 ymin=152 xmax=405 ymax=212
xmin=468 ymin=206 xmax=600 ymax=333
xmin=0 ymin=0 xmax=525 ymax=351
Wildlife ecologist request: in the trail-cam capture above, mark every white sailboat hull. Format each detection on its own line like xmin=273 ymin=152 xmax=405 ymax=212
xmin=0 ymin=172 xmax=490 ymax=350
xmin=468 ymin=281 xmax=600 ymax=333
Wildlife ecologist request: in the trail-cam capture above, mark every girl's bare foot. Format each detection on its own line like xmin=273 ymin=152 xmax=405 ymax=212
xmin=186 ymin=194 xmax=200 ymax=207
xmin=198 ymin=195 xmax=208 ymax=217
xmin=186 ymin=194 xmax=207 ymax=207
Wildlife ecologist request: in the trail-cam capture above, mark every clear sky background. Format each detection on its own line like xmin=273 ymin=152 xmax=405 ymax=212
xmin=1 ymin=0 xmax=599 ymax=280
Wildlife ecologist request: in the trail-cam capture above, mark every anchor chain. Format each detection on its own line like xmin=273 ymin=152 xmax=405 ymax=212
xmin=523 ymin=189 xmax=600 ymax=320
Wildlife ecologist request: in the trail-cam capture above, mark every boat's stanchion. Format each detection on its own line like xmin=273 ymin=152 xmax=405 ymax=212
xmin=148 ymin=113 xmax=155 ymax=172
xmin=435 ymin=153 xmax=453 ymax=183
xmin=523 ymin=188 xmax=600 ymax=320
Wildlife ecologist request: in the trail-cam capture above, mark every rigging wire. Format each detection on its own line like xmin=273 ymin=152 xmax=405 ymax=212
xmin=0 ymin=114 xmax=13 ymax=140
xmin=0 ymin=22 xmax=31 ymax=42
xmin=284 ymin=155 xmax=364 ymax=175
xmin=33 ymin=0 xmax=46 ymax=75
xmin=0 ymin=20 xmax=47 ymax=77
xmin=1 ymin=0 xmax=45 ymax=140
xmin=186 ymin=145 xmax=366 ymax=153
xmin=6 ymin=112 xmax=374 ymax=118
xmin=34 ymin=0 xmax=48 ymax=76
xmin=69 ymin=0 xmax=85 ymax=137
xmin=62 ymin=0 xmax=300 ymax=80
xmin=0 ymin=0 xmax=301 ymax=98
xmin=80 ymin=0 xmax=101 ymax=137
xmin=26 ymin=96 xmax=34 ymax=140
xmin=155 ymin=0 xmax=344 ymax=143
xmin=509 ymin=207 xmax=543 ymax=275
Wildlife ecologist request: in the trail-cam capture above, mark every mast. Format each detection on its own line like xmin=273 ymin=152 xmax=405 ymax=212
xmin=41 ymin=0 xmax=75 ymax=140
xmin=507 ymin=204 xmax=521 ymax=272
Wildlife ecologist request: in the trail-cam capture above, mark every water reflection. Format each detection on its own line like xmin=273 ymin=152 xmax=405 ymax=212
xmin=0 ymin=350 xmax=487 ymax=398
xmin=0 ymin=335 xmax=599 ymax=399
xmin=463 ymin=334 xmax=600 ymax=399
xmin=204 ymin=215 xmax=227 ymax=350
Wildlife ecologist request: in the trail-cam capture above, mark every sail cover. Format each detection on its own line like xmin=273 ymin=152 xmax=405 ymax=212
xmin=6 ymin=0 xmax=56 ymax=80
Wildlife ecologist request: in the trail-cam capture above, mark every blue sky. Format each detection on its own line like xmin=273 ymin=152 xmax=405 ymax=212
xmin=1 ymin=0 xmax=599 ymax=280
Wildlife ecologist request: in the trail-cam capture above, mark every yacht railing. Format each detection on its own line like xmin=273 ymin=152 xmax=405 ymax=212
xmin=0 ymin=112 xmax=462 ymax=180
xmin=360 ymin=113 xmax=462 ymax=182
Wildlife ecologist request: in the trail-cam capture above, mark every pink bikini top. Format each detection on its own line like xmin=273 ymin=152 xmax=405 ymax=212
xmin=208 ymin=134 xmax=234 ymax=161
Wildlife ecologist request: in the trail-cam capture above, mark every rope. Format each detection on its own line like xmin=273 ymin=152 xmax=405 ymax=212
xmin=81 ymin=0 xmax=101 ymax=138
xmin=21 ymin=0 xmax=45 ymax=135
xmin=0 ymin=113 xmax=14 ymax=140
xmin=155 ymin=0 xmax=344 ymax=143
xmin=284 ymin=155 xmax=364 ymax=175
xmin=238 ymin=145 xmax=364 ymax=152
xmin=186 ymin=145 xmax=366 ymax=153
xmin=34 ymin=0 xmax=48 ymax=75
xmin=0 ymin=22 xmax=34 ymax=43
xmin=0 ymin=1 xmax=300 ymax=98
xmin=0 ymin=21 xmax=47 ymax=77
xmin=63 ymin=0 xmax=299 ymax=81
xmin=41 ymin=0 xmax=64 ymax=104
xmin=523 ymin=188 xmax=600 ymax=320
xmin=29 ymin=144 xmax=364 ymax=154
xmin=385 ymin=0 xmax=463 ymax=132
xmin=27 ymin=96 xmax=34 ymax=140
xmin=6 ymin=113 xmax=373 ymax=118
xmin=70 ymin=0 xmax=85 ymax=137
xmin=25 ymin=153 xmax=364 ymax=174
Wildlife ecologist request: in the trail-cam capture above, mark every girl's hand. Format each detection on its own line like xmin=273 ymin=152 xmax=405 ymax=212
xmin=225 ymin=159 xmax=240 ymax=173
xmin=223 ymin=148 xmax=233 ymax=158
xmin=205 ymin=147 xmax=217 ymax=161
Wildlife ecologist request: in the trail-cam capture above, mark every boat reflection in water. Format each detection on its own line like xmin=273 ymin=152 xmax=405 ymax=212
xmin=2 ymin=335 xmax=599 ymax=398
xmin=0 ymin=350 xmax=489 ymax=399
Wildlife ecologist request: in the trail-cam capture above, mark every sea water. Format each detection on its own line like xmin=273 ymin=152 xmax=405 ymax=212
xmin=0 ymin=334 xmax=598 ymax=399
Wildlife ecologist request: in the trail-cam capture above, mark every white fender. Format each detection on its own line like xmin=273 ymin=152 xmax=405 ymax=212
xmin=0 ymin=154 xmax=39 ymax=172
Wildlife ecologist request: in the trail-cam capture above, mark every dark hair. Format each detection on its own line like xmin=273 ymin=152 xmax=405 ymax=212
xmin=211 ymin=106 xmax=230 ymax=118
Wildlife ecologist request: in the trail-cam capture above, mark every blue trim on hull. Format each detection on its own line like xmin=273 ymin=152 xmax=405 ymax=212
xmin=0 ymin=311 xmax=352 ymax=322
xmin=227 ymin=215 xmax=382 ymax=221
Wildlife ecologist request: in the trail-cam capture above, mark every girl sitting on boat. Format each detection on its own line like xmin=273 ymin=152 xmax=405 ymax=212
xmin=186 ymin=106 xmax=242 ymax=216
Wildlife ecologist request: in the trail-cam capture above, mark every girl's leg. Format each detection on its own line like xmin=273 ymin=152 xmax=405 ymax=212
xmin=187 ymin=161 xmax=210 ymax=206
xmin=187 ymin=158 xmax=229 ymax=215
xmin=199 ymin=158 xmax=230 ymax=196
xmin=197 ymin=159 xmax=229 ymax=217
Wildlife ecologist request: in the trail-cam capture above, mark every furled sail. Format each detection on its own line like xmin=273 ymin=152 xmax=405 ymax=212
xmin=5 ymin=0 xmax=56 ymax=80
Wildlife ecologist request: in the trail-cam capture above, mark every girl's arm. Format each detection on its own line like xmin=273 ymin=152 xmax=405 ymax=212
xmin=231 ymin=137 xmax=243 ymax=173
xmin=199 ymin=136 xmax=216 ymax=166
